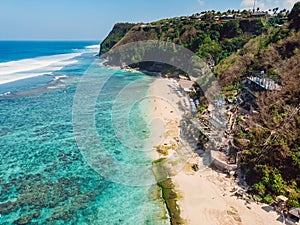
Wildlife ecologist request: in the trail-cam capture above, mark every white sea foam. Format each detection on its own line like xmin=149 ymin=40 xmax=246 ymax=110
xmin=85 ymin=44 xmax=99 ymax=50
xmin=54 ymin=75 xmax=68 ymax=80
xmin=0 ymin=53 xmax=81 ymax=85
xmin=0 ymin=91 xmax=11 ymax=97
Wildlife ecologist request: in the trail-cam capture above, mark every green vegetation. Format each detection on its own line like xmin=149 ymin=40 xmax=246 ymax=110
xmin=197 ymin=103 xmax=208 ymax=115
xmin=100 ymin=2 xmax=300 ymax=209
xmin=236 ymin=116 xmax=243 ymax=125
xmin=198 ymin=131 xmax=209 ymax=143
xmin=100 ymin=16 xmax=267 ymax=66
xmin=214 ymin=24 xmax=299 ymax=86
xmin=222 ymin=83 xmax=241 ymax=103
xmin=288 ymin=2 xmax=300 ymax=30
xmin=157 ymin=179 xmax=185 ymax=225
xmin=216 ymin=2 xmax=300 ymax=207
xmin=100 ymin=23 xmax=135 ymax=55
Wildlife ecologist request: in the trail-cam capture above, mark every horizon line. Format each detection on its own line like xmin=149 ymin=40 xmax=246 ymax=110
xmin=0 ymin=39 xmax=101 ymax=42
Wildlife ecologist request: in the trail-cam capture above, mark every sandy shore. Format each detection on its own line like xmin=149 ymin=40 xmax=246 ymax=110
xmin=148 ymin=77 xmax=283 ymax=225
xmin=147 ymin=78 xmax=187 ymax=156
xmin=173 ymin=169 xmax=283 ymax=225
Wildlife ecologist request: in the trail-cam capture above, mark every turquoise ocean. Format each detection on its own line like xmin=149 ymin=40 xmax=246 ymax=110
xmin=0 ymin=41 xmax=169 ymax=224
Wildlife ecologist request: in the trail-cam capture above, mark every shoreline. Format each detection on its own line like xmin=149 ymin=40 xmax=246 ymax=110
xmin=147 ymin=77 xmax=194 ymax=224
xmin=148 ymin=77 xmax=283 ymax=225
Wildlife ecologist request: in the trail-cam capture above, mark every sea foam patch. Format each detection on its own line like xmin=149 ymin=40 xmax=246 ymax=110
xmin=0 ymin=53 xmax=81 ymax=85
xmin=85 ymin=45 xmax=100 ymax=50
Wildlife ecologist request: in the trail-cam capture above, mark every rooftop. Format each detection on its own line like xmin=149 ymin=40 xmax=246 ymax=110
xmin=178 ymin=79 xmax=195 ymax=92
xmin=289 ymin=207 xmax=300 ymax=218
xmin=247 ymin=76 xmax=281 ymax=91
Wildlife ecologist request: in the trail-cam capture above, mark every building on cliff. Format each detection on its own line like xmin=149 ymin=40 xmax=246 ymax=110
xmin=246 ymin=76 xmax=281 ymax=91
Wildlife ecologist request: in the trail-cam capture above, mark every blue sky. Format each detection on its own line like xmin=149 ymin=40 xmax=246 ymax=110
xmin=0 ymin=0 xmax=297 ymax=41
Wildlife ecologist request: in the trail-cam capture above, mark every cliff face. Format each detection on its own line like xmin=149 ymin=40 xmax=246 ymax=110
xmin=99 ymin=18 xmax=266 ymax=66
xmin=111 ymin=24 xmax=161 ymax=49
xmin=99 ymin=23 xmax=135 ymax=55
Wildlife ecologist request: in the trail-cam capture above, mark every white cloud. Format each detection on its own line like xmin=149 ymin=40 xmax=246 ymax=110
xmin=241 ymin=0 xmax=265 ymax=10
xmin=198 ymin=0 xmax=205 ymax=6
xmin=283 ymin=0 xmax=298 ymax=9
xmin=240 ymin=0 xmax=297 ymax=10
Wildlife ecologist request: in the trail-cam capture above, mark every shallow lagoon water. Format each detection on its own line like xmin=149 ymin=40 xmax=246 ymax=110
xmin=0 ymin=42 xmax=169 ymax=224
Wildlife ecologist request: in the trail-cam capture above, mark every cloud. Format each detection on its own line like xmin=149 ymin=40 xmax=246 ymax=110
xmin=240 ymin=0 xmax=297 ymax=10
xmin=198 ymin=0 xmax=205 ymax=6
xmin=283 ymin=0 xmax=298 ymax=9
xmin=241 ymin=0 xmax=265 ymax=10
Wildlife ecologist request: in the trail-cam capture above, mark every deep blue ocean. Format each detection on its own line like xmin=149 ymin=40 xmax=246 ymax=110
xmin=0 ymin=41 xmax=168 ymax=224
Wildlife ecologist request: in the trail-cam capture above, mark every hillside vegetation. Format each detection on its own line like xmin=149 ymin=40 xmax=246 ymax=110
xmin=100 ymin=23 xmax=135 ymax=55
xmin=214 ymin=3 xmax=300 ymax=207
xmin=100 ymin=16 xmax=266 ymax=66
xmin=99 ymin=3 xmax=300 ymax=207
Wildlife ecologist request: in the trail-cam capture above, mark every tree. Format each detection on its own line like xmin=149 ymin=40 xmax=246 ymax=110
xmin=288 ymin=2 xmax=300 ymax=30
xmin=273 ymin=7 xmax=279 ymax=14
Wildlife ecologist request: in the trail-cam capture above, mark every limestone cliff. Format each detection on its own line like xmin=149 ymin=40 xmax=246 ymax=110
xmin=99 ymin=17 xmax=266 ymax=68
xmin=99 ymin=23 xmax=135 ymax=55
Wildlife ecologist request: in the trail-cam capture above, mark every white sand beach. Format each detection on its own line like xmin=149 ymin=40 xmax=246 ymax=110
xmin=147 ymin=78 xmax=186 ymax=154
xmin=149 ymin=77 xmax=283 ymax=225
xmin=173 ymin=169 xmax=283 ymax=225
